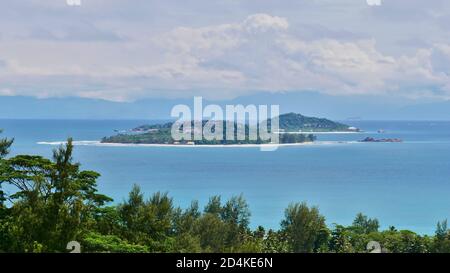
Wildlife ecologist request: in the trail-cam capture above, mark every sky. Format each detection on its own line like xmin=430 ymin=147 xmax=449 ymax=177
xmin=1 ymin=0 xmax=450 ymax=102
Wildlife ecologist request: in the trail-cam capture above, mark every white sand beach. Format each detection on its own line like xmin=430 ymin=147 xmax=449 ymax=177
xmin=37 ymin=140 xmax=357 ymax=148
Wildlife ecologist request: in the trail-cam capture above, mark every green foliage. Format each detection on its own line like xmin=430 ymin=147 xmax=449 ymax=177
xmin=432 ymin=220 xmax=450 ymax=253
xmin=117 ymin=185 xmax=174 ymax=252
xmin=279 ymin=133 xmax=315 ymax=143
xmin=0 ymin=139 xmax=112 ymax=252
xmin=377 ymin=230 xmax=431 ymax=253
xmin=196 ymin=213 xmax=228 ymax=252
xmin=0 ymin=129 xmax=13 ymax=159
xmin=281 ymin=202 xmax=329 ymax=253
xmin=275 ymin=113 xmax=351 ymax=132
xmin=82 ymin=232 xmax=149 ymax=253
xmin=194 ymin=195 xmax=252 ymax=252
xmin=328 ymin=224 xmax=432 ymax=253
xmin=0 ymin=129 xmax=13 ymax=209
xmin=329 ymin=225 xmax=355 ymax=253
xmin=262 ymin=229 xmax=289 ymax=253
xmin=351 ymin=213 xmax=380 ymax=234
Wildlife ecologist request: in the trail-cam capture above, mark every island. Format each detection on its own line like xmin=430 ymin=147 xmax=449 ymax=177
xmin=101 ymin=113 xmax=357 ymax=145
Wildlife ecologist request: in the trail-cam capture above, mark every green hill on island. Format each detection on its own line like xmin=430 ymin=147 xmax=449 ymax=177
xmin=101 ymin=113 xmax=355 ymax=145
xmin=276 ymin=112 xmax=354 ymax=132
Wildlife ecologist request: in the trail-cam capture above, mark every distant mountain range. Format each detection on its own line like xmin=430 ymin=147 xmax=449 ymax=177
xmin=1 ymin=92 xmax=450 ymax=120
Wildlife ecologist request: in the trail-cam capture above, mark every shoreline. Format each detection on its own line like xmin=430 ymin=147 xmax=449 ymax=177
xmin=37 ymin=140 xmax=357 ymax=148
xmin=279 ymin=131 xmax=362 ymax=134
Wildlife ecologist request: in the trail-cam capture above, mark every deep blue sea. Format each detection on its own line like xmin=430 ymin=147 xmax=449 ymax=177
xmin=1 ymin=119 xmax=450 ymax=234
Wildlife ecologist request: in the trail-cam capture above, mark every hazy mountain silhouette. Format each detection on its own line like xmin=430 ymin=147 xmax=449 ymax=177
xmin=1 ymin=92 xmax=449 ymax=120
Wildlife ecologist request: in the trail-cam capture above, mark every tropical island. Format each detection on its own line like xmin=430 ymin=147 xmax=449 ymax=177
xmin=101 ymin=113 xmax=358 ymax=145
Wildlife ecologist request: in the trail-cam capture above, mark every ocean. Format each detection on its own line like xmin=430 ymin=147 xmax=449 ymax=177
xmin=1 ymin=119 xmax=450 ymax=234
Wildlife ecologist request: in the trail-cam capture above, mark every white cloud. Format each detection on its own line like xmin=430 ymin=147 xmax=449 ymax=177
xmin=0 ymin=88 xmax=16 ymax=96
xmin=243 ymin=14 xmax=289 ymax=32
xmin=1 ymin=3 xmax=450 ymax=101
xmin=277 ymin=38 xmax=395 ymax=92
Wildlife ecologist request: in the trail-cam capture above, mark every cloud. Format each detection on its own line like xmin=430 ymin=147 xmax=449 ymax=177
xmin=0 ymin=88 xmax=16 ymax=96
xmin=274 ymin=37 xmax=450 ymax=99
xmin=1 ymin=1 xmax=450 ymax=102
xmin=243 ymin=14 xmax=289 ymax=32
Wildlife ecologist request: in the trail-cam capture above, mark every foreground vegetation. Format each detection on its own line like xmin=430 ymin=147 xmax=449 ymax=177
xmin=1 ymin=131 xmax=450 ymax=253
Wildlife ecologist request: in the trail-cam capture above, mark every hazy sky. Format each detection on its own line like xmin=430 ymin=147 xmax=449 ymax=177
xmin=1 ymin=0 xmax=450 ymax=102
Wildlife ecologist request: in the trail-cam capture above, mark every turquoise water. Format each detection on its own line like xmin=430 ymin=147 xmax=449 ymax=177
xmin=1 ymin=119 xmax=450 ymax=234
